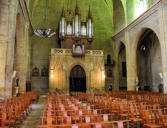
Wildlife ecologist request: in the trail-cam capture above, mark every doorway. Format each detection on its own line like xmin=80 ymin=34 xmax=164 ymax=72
xmin=70 ymin=65 xmax=86 ymax=92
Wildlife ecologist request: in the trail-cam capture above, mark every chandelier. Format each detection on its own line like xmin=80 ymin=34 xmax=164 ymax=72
xmin=34 ymin=0 xmax=56 ymax=38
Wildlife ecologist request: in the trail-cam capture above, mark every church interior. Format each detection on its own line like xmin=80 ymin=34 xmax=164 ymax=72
xmin=1 ymin=0 xmax=167 ymax=127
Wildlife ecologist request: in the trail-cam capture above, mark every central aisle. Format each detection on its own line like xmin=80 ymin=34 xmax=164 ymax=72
xmin=19 ymin=95 xmax=46 ymax=128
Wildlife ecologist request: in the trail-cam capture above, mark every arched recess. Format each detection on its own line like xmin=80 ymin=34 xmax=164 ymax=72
xmin=118 ymin=42 xmax=127 ymax=90
xmin=113 ymin=0 xmax=125 ymax=33
xmin=69 ymin=65 xmax=86 ymax=92
xmin=136 ymin=29 xmax=162 ymax=92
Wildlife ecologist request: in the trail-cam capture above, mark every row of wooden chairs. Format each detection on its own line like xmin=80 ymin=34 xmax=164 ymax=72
xmin=39 ymin=91 xmax=167 ymax=128
xmin=39 ymin=93 xmax=131 ymax=128
xmin=70 ymin=92 xmax=167 ymax=128
xmin=0 ymin=92 xmax=39 ymax=127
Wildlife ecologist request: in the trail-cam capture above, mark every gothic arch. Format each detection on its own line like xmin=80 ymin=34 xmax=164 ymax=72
xmin=69 ymin=65 xmax=86 ymax=92
xmin=117 ymin=41 xmax=126 ymax=54
xmin=136 ymin=28 xmax=162 ymax=92
xmin=68 ymin=62 xmax=88 ymax=78
xmin=133 ymin=27 xmax=161 ymax=52
xmin=67 ymin=62 xmax=89 ymax=93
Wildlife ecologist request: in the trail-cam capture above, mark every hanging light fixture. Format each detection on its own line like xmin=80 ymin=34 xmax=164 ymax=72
xmin=34 ymin=0 xmax=56 ymax=38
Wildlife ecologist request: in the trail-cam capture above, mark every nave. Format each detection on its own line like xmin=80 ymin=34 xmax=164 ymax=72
xmin=17 ymin=95 xmax=46 ymax=128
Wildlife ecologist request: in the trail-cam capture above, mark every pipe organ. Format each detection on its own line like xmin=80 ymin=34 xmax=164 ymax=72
xmin=59 ymin=5 xmax=93 ymax=50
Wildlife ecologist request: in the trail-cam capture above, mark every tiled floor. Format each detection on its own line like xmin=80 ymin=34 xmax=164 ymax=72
xmin=18 ymin=95 xmax=46 ymax=128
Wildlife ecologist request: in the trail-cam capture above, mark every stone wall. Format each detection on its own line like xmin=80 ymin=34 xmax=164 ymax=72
xmin=112 ymin=0 xmax=167 ymax=93
xmin=0 ymin=0 xmax=31 ymax=97
xmin=30 ymin=37 xmax=58 ymax=94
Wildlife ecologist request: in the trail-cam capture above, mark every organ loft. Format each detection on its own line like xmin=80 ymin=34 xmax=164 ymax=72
xmin=1 ymin=0 xmax=167 ymax=127
xmin=49 ymin=4 xmax=105 ymax=93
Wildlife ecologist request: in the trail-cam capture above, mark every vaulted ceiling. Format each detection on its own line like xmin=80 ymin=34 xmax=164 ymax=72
xmin=26 ymin=0 xmax=158 ymax=53
xmin=27 ymin=0 xmax=115 ymax=52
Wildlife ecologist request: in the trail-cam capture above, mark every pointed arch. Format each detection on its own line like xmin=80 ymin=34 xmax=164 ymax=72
xmin=136 ymin=28 xmax=163 ymax=92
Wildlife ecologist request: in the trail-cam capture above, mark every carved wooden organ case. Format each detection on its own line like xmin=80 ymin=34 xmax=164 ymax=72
xmin=59 ymin=4 xmax=94 ymax=57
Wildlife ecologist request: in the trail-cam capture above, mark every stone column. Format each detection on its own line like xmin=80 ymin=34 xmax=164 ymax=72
xmin=5 ymin=0 xmax=18 ymax=97
xmin=19 ymin=23 xmax=29 ymax=93
xmin=0 ymin=0 xmax=9 ymax=97
xmin=25 ymin=23 xmax=31 ymax=80
xmin=15 ymin=15 xmax=28 ymax=93
xmin=158 ymin=1 xmax=167 ymax=93
xmin=113 ymin=47 xmax=120 ymax=91
xmin=126 ymin=32 xmax=136 ymax=91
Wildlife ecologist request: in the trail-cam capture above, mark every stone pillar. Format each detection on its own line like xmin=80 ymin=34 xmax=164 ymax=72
xmin=5 ymin=0 xmax=18 ymax=97
xmin=113 ymin=65 xmax=119 ymax=91
xmin=20 ymin=23 xmax=30 ymax=93
xmin=15 ymin=15 xmax=28 ymax=93
xmin=126 ymin=32 xmax=136 ymax=91
xmin=0 ymin=0 xmax=9 ymax=98
xmin=26 ymin=25 xmax=32 ymax=82
xmin=113 ymin=47 xmax=120 ymax=91
xmin=158 ymin=1 xmax=167 ymax=93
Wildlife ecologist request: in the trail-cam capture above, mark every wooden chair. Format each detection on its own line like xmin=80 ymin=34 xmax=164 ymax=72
xmin=119 ymin=101 xmax=129 ymax=120
xmin=143 ymin=110 xmax=162 ymax=128
xmin=129 ymin=103 xmax=143 ymax=128
xmin=158 ymin=108 xmax=167 ymax=127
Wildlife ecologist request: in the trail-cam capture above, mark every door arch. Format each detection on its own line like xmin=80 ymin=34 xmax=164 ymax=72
xmin=70 ymin=65 xmax=86 ymax=92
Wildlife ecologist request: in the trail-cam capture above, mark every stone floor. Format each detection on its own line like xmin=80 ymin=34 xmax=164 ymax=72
xmin=18 ymin=95 xmax=46 ymax=128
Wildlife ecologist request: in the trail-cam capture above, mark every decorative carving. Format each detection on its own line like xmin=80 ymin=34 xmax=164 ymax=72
xmin=51 ymin=48 xmax=103 ymax=56
xmin=49 ymin=48 xmax=105 ymax=93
